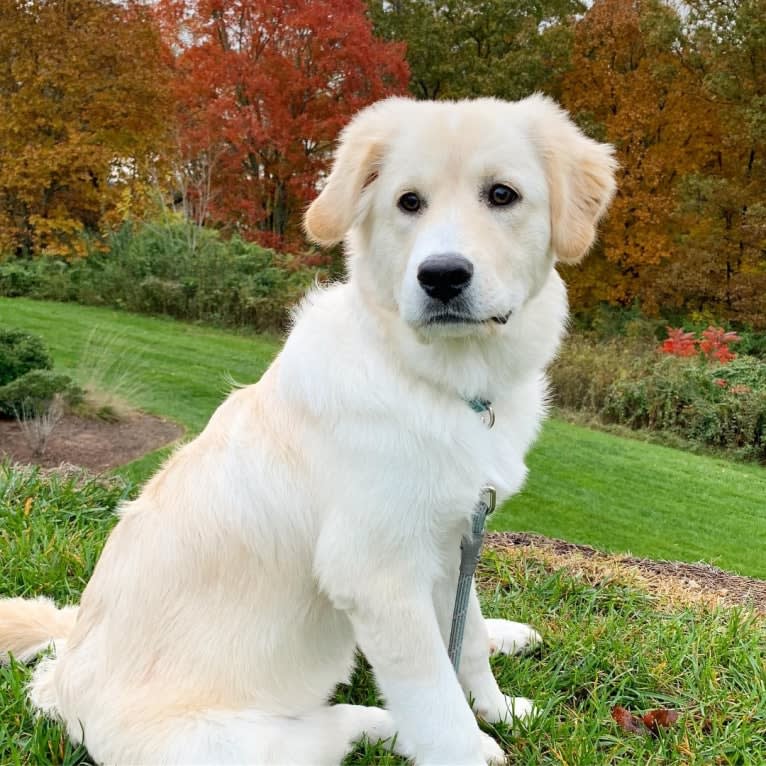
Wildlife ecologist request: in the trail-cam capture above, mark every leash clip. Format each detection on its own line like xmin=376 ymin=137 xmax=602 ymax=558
xmin=480 ymin=403 xmax=495 ymax=429
xmin=480 ymin=485 xmax=496 ymax=515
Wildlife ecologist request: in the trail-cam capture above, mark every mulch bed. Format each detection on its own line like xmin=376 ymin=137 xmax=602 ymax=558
xmin=0 ymin=413 xmax=183 ymax=472
xmin=487 ymin=531 xmax=766 ymax=613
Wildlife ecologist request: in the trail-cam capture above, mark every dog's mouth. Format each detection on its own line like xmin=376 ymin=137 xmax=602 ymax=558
xmin=425 ymin=310 xmax=512 ymax=326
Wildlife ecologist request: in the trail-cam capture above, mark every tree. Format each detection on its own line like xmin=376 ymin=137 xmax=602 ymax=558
xmin=0 ymin=0 xmax=173 ymax=256
xmin=559 ymin=0 xmax=721 ymax=314
xmin=559 ymin=0 xmax=766 ymax=327
xmin=158 ymin=0 xmax=409 ymax=248
xmin=367 ymin=0 xmax=584 ymax=101
xmin=667 ymin=0 xmax=766 ymax=326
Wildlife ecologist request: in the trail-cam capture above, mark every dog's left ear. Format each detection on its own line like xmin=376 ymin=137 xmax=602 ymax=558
xmin=304 ymin=99 xmax=401 ymax=247
xmin=524 ymin=95 xmax=618 ymax=264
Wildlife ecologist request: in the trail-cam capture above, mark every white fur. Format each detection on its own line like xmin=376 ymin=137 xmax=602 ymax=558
xmin=0 ymin=96 xmax=615 ymax=765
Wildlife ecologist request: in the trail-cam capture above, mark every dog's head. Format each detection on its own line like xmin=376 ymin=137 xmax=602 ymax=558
xmin=304 ymin=96 xmax=616 ymax=339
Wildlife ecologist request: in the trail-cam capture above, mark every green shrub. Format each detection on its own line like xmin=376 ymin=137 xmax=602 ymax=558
xmin=551 ymin=334 xmax=766 ymax=461
xmin=709 ymin=356 xmax=766 ymax=389
xmin=550 ymin=336 xmax=657 ymax=414
xmin=0 ymin=369 xmax=83 ymax=418
xmin=0 ymin=219 xmax=319 ymax=332
xmin=736 ymin=330 xmax=766 ymax=360
xmin=0 ymin=263 xmax=42 ymax=297
xmin=0 ymin=328 xmax=52 ymax=386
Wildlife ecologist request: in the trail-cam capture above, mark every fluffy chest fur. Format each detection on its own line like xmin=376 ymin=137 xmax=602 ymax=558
xmin=277 ymin=268 xmax=567 ymax=557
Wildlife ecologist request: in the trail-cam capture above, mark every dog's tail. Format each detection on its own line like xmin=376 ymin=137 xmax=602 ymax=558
xmin=0 ymin=596 xmax=78 ymax=664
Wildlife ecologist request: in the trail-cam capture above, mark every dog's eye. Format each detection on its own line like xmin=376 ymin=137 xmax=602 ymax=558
xmin=487 ymin=184 xmax=519 ymax=207
xmin=398 ymin=192 xmax=422 ymax=214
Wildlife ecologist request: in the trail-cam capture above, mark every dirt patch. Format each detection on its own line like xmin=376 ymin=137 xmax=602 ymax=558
xmin=0 ymin=413 xmax=183 ymax=472
xmin=486 ymin=531 xmax=766 ymax=613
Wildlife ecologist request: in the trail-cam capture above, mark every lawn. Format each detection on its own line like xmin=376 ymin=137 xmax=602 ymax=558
xmin=0 ymin=298 xmax=279 ymax=480
xmin=493 ymin=420 xmax=766 ymax=578
xmin=0 ymin=297 xmax=279 ymax=434
xmin=2 ymin=297 xmax=765 ymax=577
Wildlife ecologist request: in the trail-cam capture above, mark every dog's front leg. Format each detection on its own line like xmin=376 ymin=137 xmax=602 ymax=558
xmin=453 ymin=582 xmax=539 ymax=724
xmin=346 ymin=587 xmax=502 ymax=765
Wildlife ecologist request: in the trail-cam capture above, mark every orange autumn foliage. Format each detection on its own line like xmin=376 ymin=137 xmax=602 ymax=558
xmin=559 ymin=0 xmax=766 ymax=327
xmin=0 ymin=0 xmax=173 ymax=257
xmin=560 ymin=0 xmax=713 ymax=309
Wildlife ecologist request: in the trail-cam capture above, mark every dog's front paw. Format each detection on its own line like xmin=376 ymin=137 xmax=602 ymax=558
xmin=476 ymin=694 xmax=538 ymax=726
xmin=486 ymin=618 xmax=541 ymax=656
xmin=479 ymin=731 xmax=506 ymax=764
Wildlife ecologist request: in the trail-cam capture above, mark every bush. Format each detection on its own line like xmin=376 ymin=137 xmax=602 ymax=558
xmin=737 ymin=330 xmax=766 ymax=360
xmin=0 ymin=369 xmax=83 ymax=418
xmin=551 ymin=334 xmax=766 ymax=461
xmin=0 ymin=263 xmax=42 ymax=297
xmin=710 ymin=356 xmax=766 ymax=390
xmin=550 ymin=336 xmax=657 ymax=414
xmin=0 ymin=218 xmax=319 ymax=332
xmin=0 ymin=328 xmax=52 ymax=386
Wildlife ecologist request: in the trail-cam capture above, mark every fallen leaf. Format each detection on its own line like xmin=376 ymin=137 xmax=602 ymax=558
xmin=23 ymin=497 xmax=33 ymax=517
xmin=642 ymin=708 xmax=680 ymax=733
xmin=611 ymin=706 xmax=646 ymax=734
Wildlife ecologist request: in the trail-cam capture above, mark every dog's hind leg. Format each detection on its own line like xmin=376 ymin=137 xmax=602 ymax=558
xmin=125 ymin=703 xmax=400 ymax=766
xmin=274 ymin=704 xmax=400 ymax=764
xmin=291 ymin=705 xmax=396 ymax=765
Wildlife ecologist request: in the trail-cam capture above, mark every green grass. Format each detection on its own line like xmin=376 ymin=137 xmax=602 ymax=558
xmin=2 ymin=297 xmax=766 ymax=577
xmin=0 ymin=297 xmax=279 ymax=480
xmin=0 ymin=297 xmax=279 ymax=434
xmin=1 ymin=466 xmax=764 ymax=764
xmin=492 ymin=420 xmax=766 ymax=578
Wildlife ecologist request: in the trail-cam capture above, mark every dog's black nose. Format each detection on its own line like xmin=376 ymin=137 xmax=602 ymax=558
xmin=417 ymin=254 xmax=474 ymax=303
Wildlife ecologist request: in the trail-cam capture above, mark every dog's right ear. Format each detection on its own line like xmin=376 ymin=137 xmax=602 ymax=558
xmin=304 ymin=100 xmax=397 ymax=247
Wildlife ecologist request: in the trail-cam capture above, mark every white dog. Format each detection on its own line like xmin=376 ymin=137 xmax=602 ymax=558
xmin=0 ymin=95 xmax=615 ymax=765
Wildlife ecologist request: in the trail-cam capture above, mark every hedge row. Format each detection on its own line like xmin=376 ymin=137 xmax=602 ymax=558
xmin=551 ymin=336 xmax=766 ymax=462
xmin=0 ymin=220 xmax=319 ymax=332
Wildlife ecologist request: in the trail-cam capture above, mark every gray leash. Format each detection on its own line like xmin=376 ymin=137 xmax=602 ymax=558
xmin=448 ymin=398 xmax=496 ymax=672
xmin=448 ymin=485 xmax=496 ymax=672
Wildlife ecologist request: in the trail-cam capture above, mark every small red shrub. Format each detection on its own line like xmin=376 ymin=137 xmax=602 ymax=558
xmin=660 ymin=326 xmax=740 ymax=364
xmin=661 ymin=327 xmax=697 ymax=357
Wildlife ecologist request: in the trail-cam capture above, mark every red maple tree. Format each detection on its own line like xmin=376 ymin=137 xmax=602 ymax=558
xmin=156 ymin=0 xmax=408 ymax=249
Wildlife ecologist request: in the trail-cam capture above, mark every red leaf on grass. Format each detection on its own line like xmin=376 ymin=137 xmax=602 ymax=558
xmin=642 ymin=708 xmax=680 ymax=733
xmin=611 ymin=706 xmax=646 ymax=734
xmin=612 ymin=706 xmax=681 ymax=737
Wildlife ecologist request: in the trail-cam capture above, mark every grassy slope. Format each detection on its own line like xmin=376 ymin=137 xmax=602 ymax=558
xmin=1 ymin=467 xmax=764 ymax=765
xmin=493 ymin=420 xmax=766 ymax=578
xmin=1 ymin=297 xmax=765 ymax=577
xmin=0 ymin=297 xmax=279 ymax=433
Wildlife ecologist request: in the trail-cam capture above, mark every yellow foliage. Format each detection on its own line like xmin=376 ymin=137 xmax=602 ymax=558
xmin=0 ymin=0 xmax=174 ymax=256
